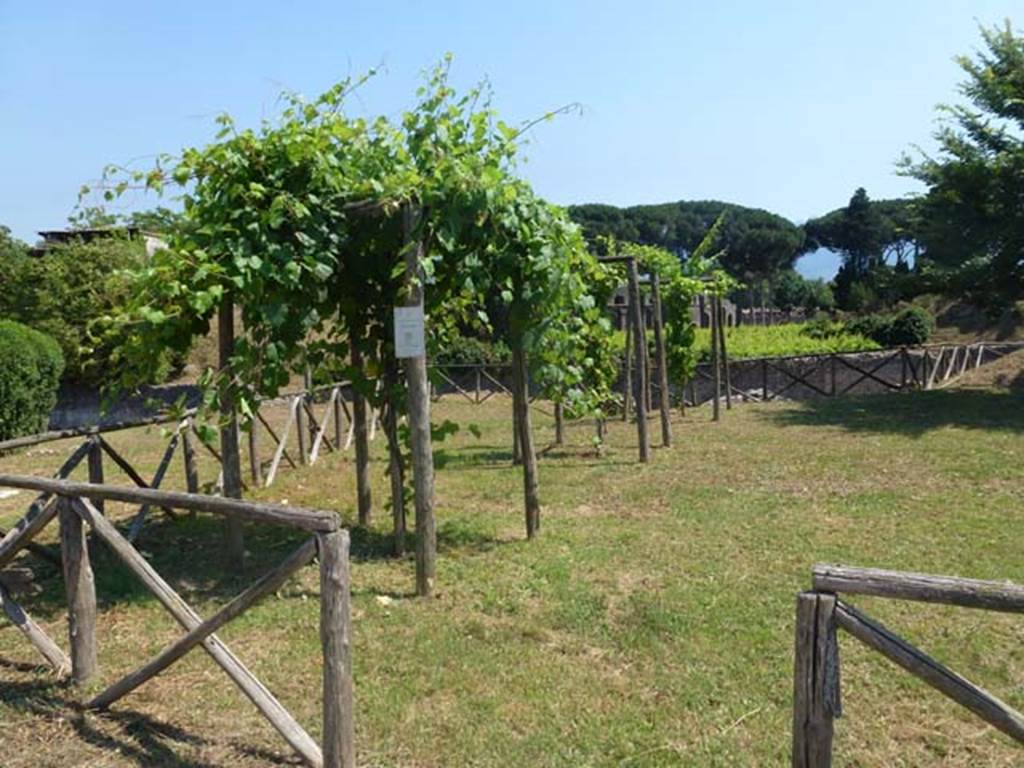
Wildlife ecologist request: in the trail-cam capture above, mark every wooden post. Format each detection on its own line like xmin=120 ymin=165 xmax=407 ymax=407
xmin=318 ymin=530 xmax=355 ymax=768
xmin=218 ymin=299 xmax=245 ymax=571
xmin=383 ymin=360 xmax=406 ymax=557
xmin=512 ymin=342 xmax=541 ymax=537
xmin=622 ymin=303 xmax=633 ymax=422
xmin=710 ymin=294 xmax=721 ymax=422
xmin=333 ymin=388 xmax=344 ymax=448
xmin=512 ymin=406 xmax=523 ymax=465
xmin=59 ymin=497 xmax=97 ymax=684
xmin=627 ymin=258 xmax=650 ymax=462
xmin=247 ymin=418 xmax=262 ymax=486
xmin=351 ymin=337 xmax=372 ymax=528
xmin=762 ymin=357 xmax=769 ymax=401
xmin=182 ymin=417 xmax=200 ymax=495
xmin=554 ymin=401 xmax=565 ymax=446
xmin=830 ymin=354 xmax=838 ymax=397
xmin=87 ymin=434 xmax=104 ymax=513
xmin=792 ymin=591 xmax=839 ymax=768
xmin=651 ymin=273 xmax=672 ymax=447
xmin=642 ymin=301 xmax=653 ymax=414
xmin=475 ymin=368 xmax=482 ymax=404
xmin=402 ymin=206 xmax=436 ymax=596
xmin=718 ymin=297 xmax=732 ymax=410
xmin=295 ymin=394 xmax=309 ymax=466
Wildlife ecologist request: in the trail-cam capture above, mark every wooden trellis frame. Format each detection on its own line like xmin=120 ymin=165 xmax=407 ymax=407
xmin=793 ymin=564 xmax=1024 ymax=766
xmin=0 ymin=474 xmax=353 ymax=768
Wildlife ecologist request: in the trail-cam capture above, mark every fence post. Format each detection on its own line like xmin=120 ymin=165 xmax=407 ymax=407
xmin=792 ymin=591 xmax=840 ymax=767
xmin=900 ymin=348 xmax=908 ymax=389
xmin=554 ymin=402 xmax=564 ymax=446
xmin=830 ymin=355 xmax=837 ymax=397
xmin=87 ymin=435 xmax=104 ymax=514
xmin=762 ymin=358 xmax=769 ymax=402
xmin=318 ymin=529 xmax=355 ymax=768
xmin=475 ymin=368 xmax=482 ymax=404
xmin=59 ymin=497 xmax=97 ymax=684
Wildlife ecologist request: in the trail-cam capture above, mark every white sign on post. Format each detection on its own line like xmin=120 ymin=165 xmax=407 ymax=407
xmin=394 ymin=305 xmax=426 ymax=359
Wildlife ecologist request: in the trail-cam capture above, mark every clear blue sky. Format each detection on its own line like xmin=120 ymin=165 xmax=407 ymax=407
xmin=1 ymin=1 xmax=1018 ymax=278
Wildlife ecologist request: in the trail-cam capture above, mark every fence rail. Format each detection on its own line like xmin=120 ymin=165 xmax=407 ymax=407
xmin=0 ymin=474 xmax=353 ymax=768
xmin=793 ymin=563 xmax=1024 ymax=766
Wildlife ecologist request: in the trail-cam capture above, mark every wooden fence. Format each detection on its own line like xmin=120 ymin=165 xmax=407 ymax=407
xmin=793 ymin=564 xmax=1024 ymax=766
xmin=691 ymin=341 xmax=1024 ymax=406
xmin=0 ymin=474 xmax=353 ymax=768
xmin=0 ymin=380 xmax=384 ymax=506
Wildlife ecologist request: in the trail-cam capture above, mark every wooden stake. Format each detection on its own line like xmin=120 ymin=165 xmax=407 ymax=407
xmin=351 ymin=336 xmax=373 ymax=528
xmin=182 ymin=417 xmax=200 ymax=494
xmin=402 ymin=206 xmax=436 ymax=597
xmin=651 ymin=272 xmax=672 ymax=447
xmin=218 ymin=299 xmax=245 ymax=571
xmin=710 ymin=294 xmax=721 ymax=421
xmin=512 ymin=342 xmax=541 ymax=537
xmin=87 ymin=435 xmax=104 ymax=513
xmin=554 ymin=401 xmax=565 ymax=446
xmin=627 ymin=258 xmax=650 ymax=462
xmin=718 ymin=298 xmax=732 ymax=410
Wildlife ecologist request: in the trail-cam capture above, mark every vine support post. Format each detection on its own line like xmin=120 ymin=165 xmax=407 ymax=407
xmin=218 ymin=298 xmax=245 ymax=571
xmin=554 ymin=401 xmax=565 ymax=446
xmin=622 ymin=299 xmax=633 ymax=422
xmin=511 ymin=339 xmax=541 ymax=537
xmin=717 ymin=296 xmax=732 ymax=410
xmin=627 ymin=258 xmax=650 ymax=462
xmin=383 ymin=358 xmax=406 ymax=558
xmin=650 ymin=272 xmax=672 ymax=447
xmin=183 ymin=416 xmax=200 ymax=495
xmin=247 ymin=418 xmax=262 ymax=486
xmin=87 ymin=434 xmax=104 ymax=513
xmin=710 ymin=293 xmax=721 ymax=422
xmin=350 ymin=335 xmax=372 ymax=527
xmin=402 ymin=205 xmax=436 ymax=596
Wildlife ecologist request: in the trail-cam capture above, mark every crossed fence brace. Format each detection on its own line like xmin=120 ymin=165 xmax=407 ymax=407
xmin=793 ymin=564 xmax=1024 ymax=766
xmin=0 ymin=474 xmax=354 ymax=768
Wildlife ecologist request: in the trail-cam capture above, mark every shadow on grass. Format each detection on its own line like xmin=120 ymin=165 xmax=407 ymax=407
xmin=763 ymin=389 xmax=1024 ymax=437
xmin=0 ymin=677 xmax=287 ymax=768
xmin=13 ymin=506 xmax=507 ymax=618
xmin=348 ymin=517 xmax=505 ymax=563
xmin=436 ymin=443 xmax=633 ymax=470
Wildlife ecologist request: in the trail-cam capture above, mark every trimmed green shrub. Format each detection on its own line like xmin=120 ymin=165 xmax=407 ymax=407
xmin=848 ymin=307 xmax=934 ymax=347
xmin=885 ymin=307 xmax=934 ymax=346
xmin=0 ymin=320 xmax=64 ymax=440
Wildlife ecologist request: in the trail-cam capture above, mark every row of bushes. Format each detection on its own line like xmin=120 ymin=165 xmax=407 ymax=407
xmin=0 ymin=320 xmax=64 ymax=441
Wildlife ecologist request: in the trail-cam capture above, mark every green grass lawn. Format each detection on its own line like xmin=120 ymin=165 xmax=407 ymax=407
xmin=1 ymin=386 xmax=1022 ymax=766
